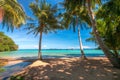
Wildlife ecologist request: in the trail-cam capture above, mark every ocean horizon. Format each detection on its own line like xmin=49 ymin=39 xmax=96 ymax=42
xmin=0 ymin=49 xmax=104 ymax=59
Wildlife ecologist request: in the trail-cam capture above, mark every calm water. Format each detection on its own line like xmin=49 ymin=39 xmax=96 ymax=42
xmin=0 ymin=49 xmax=104 ymax=59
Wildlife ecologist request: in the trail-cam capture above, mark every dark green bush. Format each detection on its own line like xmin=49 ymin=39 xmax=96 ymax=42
xmin=10 ymin=75 xmax=24 ymax=80
xmin=0 ymin=32 xmax=18 ymax=52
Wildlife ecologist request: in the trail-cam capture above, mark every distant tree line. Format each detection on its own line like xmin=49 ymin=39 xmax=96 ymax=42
xmin=0 ymin=32 xmax=18 ymax=52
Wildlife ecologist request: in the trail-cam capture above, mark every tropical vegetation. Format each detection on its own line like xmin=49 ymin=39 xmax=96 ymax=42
xmin=0 ymin=0 xmax=26 ymax=31
xmin=0 ymin=32 xmax=18 ymax=52
xmin=96 ymin=0 xmax=120 ymax=58
xmin=0 ymin=59 xmax=8 ymax=73
xmin=0 ymin=0 xmax=119 ymax=68
xmin=60 ymin=2 xmax=91 ymax=59
xmin=27 ymin=0 xmax=63 ymax=59
xmin=63 ymin=0 xmax=120 ymax=68
xmin=87 ymin=0 xmax=120 ymax=59
xmin=0 ymin=0 xmax=120 ymax=79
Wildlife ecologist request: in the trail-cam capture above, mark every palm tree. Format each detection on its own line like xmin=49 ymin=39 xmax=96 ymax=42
xmin=96 ymin=0 xmax=120 ymax=58
xmin=78 ymin=27 xmax=87 ymax=59
xmin=64 ymin=0 xmax=120 ymax=68
xmin=86 ymin=0 xmax=120 ymax=68
xmin=27 ymin=0 xmax=62 ymax=60
xmin=87 ymin=19 xmax=120 ymax=58
xmin=61 ymin=2 xmax=91 ymax=59
xmin=0 ymin=0 xmax=26 ymax=31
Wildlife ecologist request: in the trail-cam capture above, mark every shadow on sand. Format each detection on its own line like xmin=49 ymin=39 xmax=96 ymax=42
xmin=0 ymin=59 xmax=31 ymax=80
xmin=17 ymin=58 xmax=120 ymax=80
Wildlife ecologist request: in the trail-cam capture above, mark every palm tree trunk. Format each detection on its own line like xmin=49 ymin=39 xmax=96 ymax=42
xmin=87 ymin=1 xmax=120 ymax=68
xmin=78 ymin=27 xmax=87 ymax=59
xmin=38 ymin=31 xmax=42 ymax=60
xmin=113 ymin=49 xmax=119 ymax=58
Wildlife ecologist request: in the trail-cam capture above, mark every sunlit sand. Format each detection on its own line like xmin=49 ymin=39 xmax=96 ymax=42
xmin=2 ymin=57 xmax=119 ymax=80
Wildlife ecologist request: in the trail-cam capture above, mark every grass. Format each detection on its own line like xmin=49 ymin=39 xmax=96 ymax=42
xmin=0 ymin=59 xmax=8 ymax=73
xmin=0 ymin=67 xmax=5 ymax=72
xmin=10 ymin=75 xmax=24 ymax=80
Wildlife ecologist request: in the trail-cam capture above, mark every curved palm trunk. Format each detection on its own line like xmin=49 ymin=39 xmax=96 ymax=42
xmin=78 ymin=27 xmax=87 ymax=59
xmin=38 ymin=31 xmax=42 ymax=60
xmin=87 ymin=1 xmax=120 ymax=68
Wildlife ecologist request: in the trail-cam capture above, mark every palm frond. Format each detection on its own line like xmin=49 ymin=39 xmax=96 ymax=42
xmin=1 ymin=0 xmax=26 ymax=31
xmin=27 ymin=0 xmax=63 ymax=37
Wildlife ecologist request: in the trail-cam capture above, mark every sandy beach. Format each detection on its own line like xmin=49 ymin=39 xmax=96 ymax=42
xmin=1 ymin=0 xmax=120 ymax=80
xmin=3 ymin=57 xmax=119 ymax=80
xmin=0 ymin=58 xmax=33 ymax=80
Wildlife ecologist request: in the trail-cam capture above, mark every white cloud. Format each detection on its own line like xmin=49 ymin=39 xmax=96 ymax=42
xmin=83 ymin=46 xmax=91 ymax=49
xmin=33 ymin=45 xmax=38 ymax=49
xmin=43 ymin=45 xmax=47 ymax=48
xmin=68 ymin=46 xmax=91 ymax=49
xmin=19 ymin=44 xmax=38 ymax=49
xmin=67 ymin=46 xmax=76 ymax=49
xmin=15 ymin=38 xmax=29 ymax=42
xmin=19 ymin=44 xmax=48 ymax=49
xmin=14 ymin=38 xmax=38 ymax=42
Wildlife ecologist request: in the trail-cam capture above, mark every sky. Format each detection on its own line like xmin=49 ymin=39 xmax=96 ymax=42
xmin=0 ymin=0 xmax=97 ymax=49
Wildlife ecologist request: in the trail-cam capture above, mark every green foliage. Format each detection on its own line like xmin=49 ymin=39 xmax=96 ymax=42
xmin=0 ymin=0 xmax=26 ymax=31
xmin=26 ymin=0 xmax=63 ymax=59
xmin=0 ymin=32 xmax=18 ymax=52
xmin=10 ymin=75 xmax=24 ymax=80
xmin=27 ymin=0 xmax=63 ymax=36
xmin=62 ymin=0 xmax=92 ymax=29
xmin=96 ymin=0 xmax=120 ymax=56
xmin=87 ymin=0 xmax=120 ymax=57
xmin=0 ymin=59 xmax=7 ymax=73
xmin=0 ymin=67 xmax=5 ymax=72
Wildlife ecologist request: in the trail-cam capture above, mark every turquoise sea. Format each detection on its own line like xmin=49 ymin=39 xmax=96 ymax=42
xmin=0 ymin=49 xmax=104 ymax=59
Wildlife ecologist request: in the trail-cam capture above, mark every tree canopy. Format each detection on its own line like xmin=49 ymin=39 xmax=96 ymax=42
xmin=0 ymin=0 xmax=26 ymax=31
xmin=0 ymin=32 xmax=18 ymax=52
xmin=87 ymin=0 xmax=120 ymax=57
xmin=27 ymin=0 xmax=63 ymax=59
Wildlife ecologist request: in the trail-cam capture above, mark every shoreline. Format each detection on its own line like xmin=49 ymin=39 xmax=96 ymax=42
xmin=1 ymin=57 xmax=120 ymax=80
xmin=8 ymin=57 xmax=120 ymax=80
xmin=0 ymin=56 xmax=106 ymax=60
xmin=0 ymin=56 xmax=107 ymax=67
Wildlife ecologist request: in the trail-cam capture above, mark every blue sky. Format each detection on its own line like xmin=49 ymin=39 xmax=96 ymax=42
xmin=0 ymin=0 xmax=97 ymax=49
